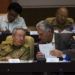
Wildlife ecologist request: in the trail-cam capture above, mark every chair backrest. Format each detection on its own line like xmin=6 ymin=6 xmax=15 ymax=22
xmin=55 ymin=33 xmax=74 ymax=50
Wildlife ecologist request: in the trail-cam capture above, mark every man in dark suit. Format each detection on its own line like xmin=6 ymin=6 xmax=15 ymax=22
xmin=34 ymin=20 xmax=75 ymax=75
xmin=35 ymin=20 xmax=73 ymax=60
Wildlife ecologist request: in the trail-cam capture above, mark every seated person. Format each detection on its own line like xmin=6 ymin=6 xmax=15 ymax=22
xmin=0 ymin=2 xmax=27 ymax=33
xmin=45 ymin=7 xmax=74 ymax=32
xmin=0 ymin=28 xmax=34 ymax=61
xmin=36 ymin=20 xmax=72 ymax=61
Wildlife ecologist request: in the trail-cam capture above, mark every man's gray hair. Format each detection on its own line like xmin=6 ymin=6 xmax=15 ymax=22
xmin=36 ymin=20 xmax=54 ymax=33
xmin=12 ymin=28 xmax=26 ymax=35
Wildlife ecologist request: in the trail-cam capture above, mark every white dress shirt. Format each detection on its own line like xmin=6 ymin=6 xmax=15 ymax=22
xmin=0 ymin=14 xmax=27 ymax=32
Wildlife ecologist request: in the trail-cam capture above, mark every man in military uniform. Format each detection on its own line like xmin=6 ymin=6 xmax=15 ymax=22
xmin=45 ymin=7 xmax=74 ymax=32
xmin=0 ymin=28 xmax=34 ymax=61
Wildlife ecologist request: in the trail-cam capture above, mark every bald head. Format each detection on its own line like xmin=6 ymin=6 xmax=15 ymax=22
xmin=56 ymin=7 xmax=69 ymax=24
xmin=57 ymin=7 xmax=68 ymax=17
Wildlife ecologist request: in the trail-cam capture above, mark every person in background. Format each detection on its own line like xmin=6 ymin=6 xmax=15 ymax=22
xmin=45 ymin=7 xmax=74 ymax=32
xmin=0 ymin=28 xmax=34 ymax=61
xmin=0 ymin=2 xmax=27 ymax=33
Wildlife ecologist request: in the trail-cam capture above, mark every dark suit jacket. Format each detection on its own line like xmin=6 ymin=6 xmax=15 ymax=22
xmin=55 ymin=33 xmax=74 ymax=50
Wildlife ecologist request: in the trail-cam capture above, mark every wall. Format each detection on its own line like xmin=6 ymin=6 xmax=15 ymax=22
xmin=17 ymin=0 xmax=75 ymax=8
xmin=0 ymin=0 xmax=12 ymax=13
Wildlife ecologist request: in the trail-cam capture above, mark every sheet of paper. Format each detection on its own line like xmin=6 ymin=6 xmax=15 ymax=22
xmin=8 ymin=59 xmax=20 ymax=63
xmin=39 ymin=43 xmax=55 ymax=58
xmin=20 ymin=60 xmax=33 ymax=63
xmin=39 ymin=43 xmax=59 ymax=62
xmin=30 ymin=31 xmax=38 ymax=35
xmin=46 ymin=58 xmax=59 ymax=62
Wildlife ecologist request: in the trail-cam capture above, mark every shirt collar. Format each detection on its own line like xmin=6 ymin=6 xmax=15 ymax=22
xmin=39 ymin=35 xmax=55 ymax=44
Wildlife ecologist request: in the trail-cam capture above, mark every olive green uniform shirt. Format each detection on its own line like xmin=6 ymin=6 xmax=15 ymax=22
xmin=45 ymin=17 xmax=74 ymax=30
xmin=0 ymin=44 xmax=33 ymax=61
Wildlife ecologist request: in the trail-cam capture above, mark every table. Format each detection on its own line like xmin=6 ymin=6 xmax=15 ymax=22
xmin=0 ymin=62 xmax=74 ymax=72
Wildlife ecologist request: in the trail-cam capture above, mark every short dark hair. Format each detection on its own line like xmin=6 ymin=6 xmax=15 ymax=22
xmin=7 ymin=2 xmax=22 ymax=14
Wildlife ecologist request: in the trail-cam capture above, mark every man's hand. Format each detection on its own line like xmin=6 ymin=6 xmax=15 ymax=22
xmin=5 ymin=56 xmax=12 ymax=60
xmin=36 ymin=52 xmax=45 ymax=59
xmin=73 ymin=36 xmax=75 ymax=40
xmin=0 ymin=56 xmax=12 ymax=61
xmin=50 ymin=49 xmax=63 ymax=57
